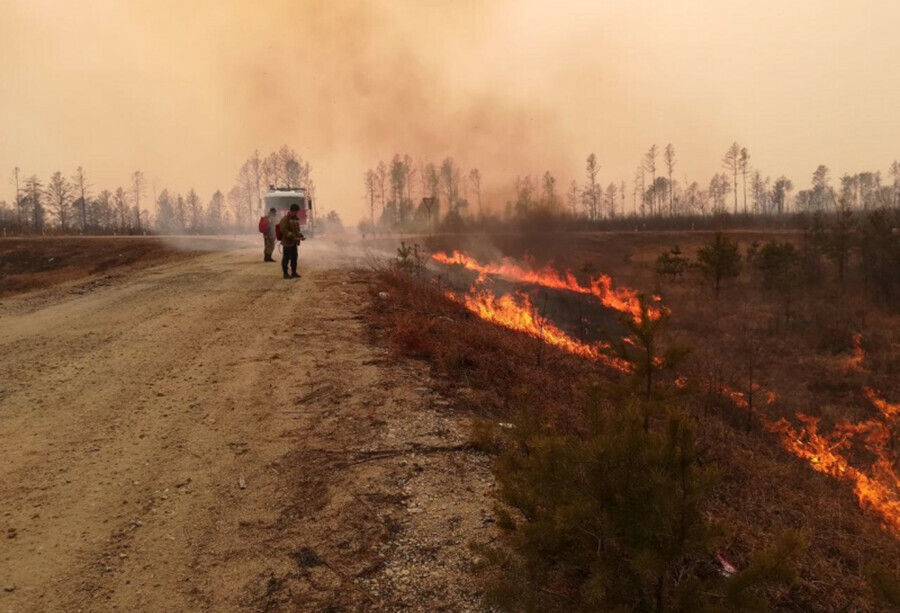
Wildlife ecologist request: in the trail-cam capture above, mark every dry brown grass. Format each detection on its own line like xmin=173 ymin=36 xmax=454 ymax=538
xmin=369 ymin=270 xmax=602 ymax=429
xmin=0 ymin=237 xmax=218 ymax=298
xmin=368 ymin=231 xmax=900 ymax=611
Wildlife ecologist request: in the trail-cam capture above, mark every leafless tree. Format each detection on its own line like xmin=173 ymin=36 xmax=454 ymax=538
xmin=643 ymin=145 xmax=657 ymax=215
xmin=739 ymin=147 xmax=751 ymax=214
xmin=25 ymin=175 xmax=43 ymax=231
xmin=185 ymin=189 xmax=202 ymax=231
xmin=389 ymin=155 xmax=408 ymax=225
xmin=174 ymin=193 xmax=187 ymax=230
xmin=808 ymin=165 xmax=835 ymax=211
xmin=249 ymin=150 xmax=263 ymax=209
xmin=425 ymin=163 xmax=439 ymax=202
xmin=709 ymin=173 xmax=731 ymax=213
xmin=567 ymin=180 xmax=580 ymax=216
xmin=605 ymin=182 xmax=617 ymax=218
xmin=585 ymin=153 xmax=600 ymax=220
xmin=375 ymin=161 xmax=388 ymax=219
xmin=236 ymin=162 xmax=257 ymax=224
xmin=155 ymin=189 xmax=175 ymax=234
xmin=664 ymin=144 xmax=675 ymax=216
xmin=468 ymin=168 xmax=482 ymax=216
xmin=227 ymin=186 xmax=244 ymax=227
xmin=10 ymin=167 xmax=22 ymax=227
xmin=46 ymin=171 xmax=73 ymax=231
xmin=515 ymin=175 xmax=535 ymax=216
xmin=772 ymin=176 xmax=793 ymax=214
xmin=684 ymin=181 xmax=705 ymax=216
xmin=278 ymin=145 xmax=302 ymax=187
xmin=440 ymin=157 xmax=460 ymax=213
xmin=891 ymin=160 xmax=900 ymax=207
xmin=364 ymin=169 xmax=377 ymax=226
xmin=285 ymin=158 xmax=301 ymax=188
xmin=72 ymin=166 xmax=91 ymax=231
xmin=113 ymin=187 xmax=129 ymax=232
xmin=301 ymin=161 xmax=312 ymax=190
xmin=131 ymin=170 xmax=145 ymax=232
xmin=542 ymin=171 xmax=557 ymax=210
xmin=751 ymin=171 xmax=771 ymax=214
xmin=633 ymin=166 xmax=644 ymax=216
xmin=206 ymin=190 xmax=226 ymax=232
xmin=722 ymin=142 xmax=741 ymax=214
xmin=263 ymin=151 xmax=281 ymax=188
xmin=95 ymin=189 xmax=112 ymax=230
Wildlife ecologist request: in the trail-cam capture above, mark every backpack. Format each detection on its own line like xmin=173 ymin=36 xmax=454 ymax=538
xmin=258 ymin=216 xmax=269 ymax=234
xmin=275 ymin=221 xmax=283 ymax=241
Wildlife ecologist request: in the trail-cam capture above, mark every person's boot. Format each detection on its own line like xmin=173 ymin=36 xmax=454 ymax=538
xmin=283 ymin=270 xmax=291 ymax=279
xmin=290 ymin=271 xmax=301 ymax=279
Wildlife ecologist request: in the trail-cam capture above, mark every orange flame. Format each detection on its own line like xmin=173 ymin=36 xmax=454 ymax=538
xmin=721 ymin=383 xmax=777 ymax=411
xmin=763 ymin=388 xmax=900 ymax=533
xmin=864 ymin=386 xmax=900 ymax=422
xmin=434 ymin=250 xmax=663 ymax=323
xmin=714 ymin=347 xmax=900 ymax=534
xmin=843 ymin=333 xmax=866 ymax=372
xmin=447 ymin=288 xmax=632 ymax=373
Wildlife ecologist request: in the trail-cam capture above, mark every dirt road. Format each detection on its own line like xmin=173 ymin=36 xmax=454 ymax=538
xmin=0 ymin=239 xmax=493 ymax=612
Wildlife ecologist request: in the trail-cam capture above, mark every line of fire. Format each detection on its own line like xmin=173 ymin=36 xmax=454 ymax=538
xmin=432 ymin=250 xmax=900 ymax=535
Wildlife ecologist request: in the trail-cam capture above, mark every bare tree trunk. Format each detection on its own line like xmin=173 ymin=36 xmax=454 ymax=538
xmin=668 ymin=168 xmax=673 ymax=216
xmin=733 ymin=167 xmax=738 ymax=214
xmin=742 ymin=169 xmax=747 ymax=215
xmin=13 ymin=167 xmax=21 ymax=229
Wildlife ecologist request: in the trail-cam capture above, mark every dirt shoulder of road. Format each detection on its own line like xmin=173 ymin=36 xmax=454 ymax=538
xmin=0 ymin=238 xmax=496 ymax=612
xmin=0 ymin=236 xmax=250 ymax=299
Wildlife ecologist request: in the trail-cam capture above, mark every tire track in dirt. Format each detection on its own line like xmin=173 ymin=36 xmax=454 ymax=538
xmin=0 ymin=239 xmax=494 ymax=612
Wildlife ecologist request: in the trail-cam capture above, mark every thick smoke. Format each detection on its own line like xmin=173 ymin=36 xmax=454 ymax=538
xmin=2 ymin=0 xmax=899 ymax=221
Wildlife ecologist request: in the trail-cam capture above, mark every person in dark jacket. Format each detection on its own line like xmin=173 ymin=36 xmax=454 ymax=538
xmin=278 ymin=204 xmax=305 ymax=279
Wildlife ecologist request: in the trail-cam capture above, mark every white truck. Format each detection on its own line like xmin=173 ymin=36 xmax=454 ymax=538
xmin=264 ymin=186 xmax=315 ymax=237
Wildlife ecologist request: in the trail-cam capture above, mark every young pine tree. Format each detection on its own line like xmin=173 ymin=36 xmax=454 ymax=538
xmin=696 ymin=232 xmax=742 ymax=300
xmin=478 ymin=396 xmax=801 ymax=612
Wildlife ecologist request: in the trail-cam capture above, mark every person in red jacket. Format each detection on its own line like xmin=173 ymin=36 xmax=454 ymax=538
xmin=261 ymin=208 xmax=277 ymax=262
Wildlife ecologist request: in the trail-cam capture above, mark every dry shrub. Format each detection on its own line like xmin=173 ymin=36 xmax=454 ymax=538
xmin=389 ymin=313 xmax=436 ymax=358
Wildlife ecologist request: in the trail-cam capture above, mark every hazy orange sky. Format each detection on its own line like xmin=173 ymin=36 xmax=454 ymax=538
xmin=2 ymin=0 xmax=899 ymax=221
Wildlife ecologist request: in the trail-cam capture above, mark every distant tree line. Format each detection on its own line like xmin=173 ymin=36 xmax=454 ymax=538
xmin=362 ymin=145 xmax=900 ymax=233
xmin=0 ymin=145 xmax=345 ymax=236
xmin=359 ymin=155 xmax=480 ymax=234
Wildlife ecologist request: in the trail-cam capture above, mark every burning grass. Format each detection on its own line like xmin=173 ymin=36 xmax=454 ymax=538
xmin=759 ymin=382 xmax=900 ymax=534
xmin=444 ymin=286 xmax=632 ymax=372
xmin=431 ymin=236 xmax=900 ymax=531
xmin=370 ymin=269 xmax=599 ymax=428
xmin=437 ymin=249 xmax=900 ymax=536
xmin=433 ymin=249 xmax=664 ymax=323
xmin=368 ymin=234 xmax=900 ymax=611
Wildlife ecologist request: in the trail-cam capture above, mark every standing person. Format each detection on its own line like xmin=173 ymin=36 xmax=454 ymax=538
xmin=262 ymin=207 xmax=278 ymax=262
xmin=279 ymin=203 xmax=305 ymax=279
